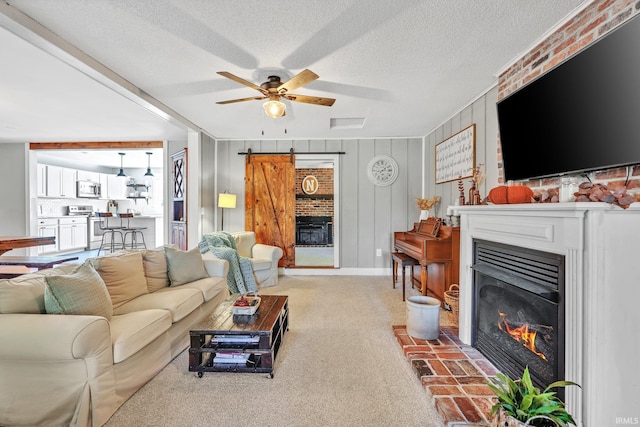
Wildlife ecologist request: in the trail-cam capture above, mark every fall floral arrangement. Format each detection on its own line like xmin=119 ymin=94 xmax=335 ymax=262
xmin=471 ymin=163 xmax=486 ymax=187
xmin=416 ymin=196 xmax=440 ymax=210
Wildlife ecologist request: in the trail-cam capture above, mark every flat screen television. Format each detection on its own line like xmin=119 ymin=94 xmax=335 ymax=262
xmin=497 ymin=13 xmax=640 ymax=182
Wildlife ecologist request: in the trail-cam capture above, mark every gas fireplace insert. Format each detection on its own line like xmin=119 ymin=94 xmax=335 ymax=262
xmin=472 ymin=240 xmax=565 ymax=393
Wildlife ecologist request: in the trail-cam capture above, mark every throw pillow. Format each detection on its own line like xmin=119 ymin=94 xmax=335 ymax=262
xmin=164 ymin=245 xmax=209 ymax=287
xmin=141 ymin=249 xmax=169 ymax=292
xmin=44 ymin=260 xmax=113 ymax=320
xmin=91 ymin=251 xmax=148 ymax=308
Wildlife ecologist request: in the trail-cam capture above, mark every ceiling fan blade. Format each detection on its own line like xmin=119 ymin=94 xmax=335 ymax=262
xmin=278 ymin=69 xmax=319 ymax=94
xmin=284 ymin=94 xmax=335 ymax=106
xmin=216 ymin=96 xmax=267 ymax=105
xmin=217 ymin=71 xmax=266 ymax=94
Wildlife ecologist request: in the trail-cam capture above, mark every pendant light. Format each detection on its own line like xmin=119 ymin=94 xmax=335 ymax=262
xmin=116 ymin=152 xmax=127 ymax=177
xmin=144 ymin=152 xmax=154 ymax=177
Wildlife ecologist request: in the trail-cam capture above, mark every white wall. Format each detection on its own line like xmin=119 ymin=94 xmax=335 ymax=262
xmin=0 ymin=143 xmax=30 ymax=242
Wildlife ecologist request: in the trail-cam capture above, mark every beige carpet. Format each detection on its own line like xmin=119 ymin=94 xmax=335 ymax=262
xmin=104 ymin=275 xmax=445 ymax=427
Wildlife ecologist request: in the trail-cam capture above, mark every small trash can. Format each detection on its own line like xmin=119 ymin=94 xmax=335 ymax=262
xmin=406 ymin=296 xmax=441 ymax=340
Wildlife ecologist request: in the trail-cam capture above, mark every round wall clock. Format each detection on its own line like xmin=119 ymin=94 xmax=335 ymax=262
xmin=367 ymin=155 xmax=398 ymax=186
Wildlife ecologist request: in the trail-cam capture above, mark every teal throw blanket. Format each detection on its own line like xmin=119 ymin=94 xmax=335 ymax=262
xmin=199 ymin=232 xmax=258 ymax=294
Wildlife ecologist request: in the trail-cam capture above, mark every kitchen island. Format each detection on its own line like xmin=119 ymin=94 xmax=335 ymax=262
xmin=120 ymin=215 xmax=163 ymax=249
xmin=91 ymin=215 xmax=163 ymax=250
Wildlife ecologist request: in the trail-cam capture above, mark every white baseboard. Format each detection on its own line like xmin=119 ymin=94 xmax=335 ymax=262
xmin=280 ymin=267 xmax=389 ymax=276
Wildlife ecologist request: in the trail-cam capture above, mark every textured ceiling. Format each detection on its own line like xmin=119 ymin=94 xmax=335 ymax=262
xmin=0 ymin=0 xmax=589 ymax=143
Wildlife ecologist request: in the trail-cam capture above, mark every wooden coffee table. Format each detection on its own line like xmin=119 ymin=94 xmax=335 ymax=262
xmin=189 ymin=294 xmax=289 ymax=378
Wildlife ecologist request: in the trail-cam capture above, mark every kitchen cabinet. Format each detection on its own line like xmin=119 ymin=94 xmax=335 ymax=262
xmin=76 ymin=170 xmax=100 ymax=182
xmin=46 ymin=165 xmax=76 ymax=198
xmin=36 ymin=164 xmax=47 ymax=197
xmin=37 ymin=218 xmax=58 ymax=254
xmin=99 ymin=173 xmax=109 ymax=199
xmin=106 ymin=175 xmax=126 ymax=199
xmin=58 ymin=217 xmax=88 ymax=252
xmin=171 ymin=221 xmax=187 ymax=251
xmin=45 ymin=166 xmax=62 ymax=197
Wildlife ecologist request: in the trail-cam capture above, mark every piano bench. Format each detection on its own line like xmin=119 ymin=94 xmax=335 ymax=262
xmin=391 ymin=252 xmax=419 ymax=301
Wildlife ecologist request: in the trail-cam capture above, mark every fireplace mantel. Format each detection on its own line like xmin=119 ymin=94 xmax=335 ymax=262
xmin=455 ymin=202 xmax=640 ymax=427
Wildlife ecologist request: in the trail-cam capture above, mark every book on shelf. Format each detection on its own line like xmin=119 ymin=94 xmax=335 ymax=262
xmin=213 ymin=352 xmax=250 ymax=364
xmin=212 ymin=334 xmax=259 ymax=344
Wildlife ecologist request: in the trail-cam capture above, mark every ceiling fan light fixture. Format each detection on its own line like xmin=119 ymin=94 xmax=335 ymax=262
xmin=263 ymin=99 xmax=286 ymax=118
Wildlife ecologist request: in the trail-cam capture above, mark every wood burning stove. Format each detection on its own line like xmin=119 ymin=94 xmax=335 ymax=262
xmin=472 ymin=240 xmax=565 ymax=393
xmin=295 ymin=216 xmax=333 ymax=246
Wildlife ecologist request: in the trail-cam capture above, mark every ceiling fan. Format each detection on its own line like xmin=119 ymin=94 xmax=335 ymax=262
xmin=216 ymin=69 xmax=336 ymax=118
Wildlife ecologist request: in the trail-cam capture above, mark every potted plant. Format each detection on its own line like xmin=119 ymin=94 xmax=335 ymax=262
xmin=487 ymin=366 xmax=580 ymax=427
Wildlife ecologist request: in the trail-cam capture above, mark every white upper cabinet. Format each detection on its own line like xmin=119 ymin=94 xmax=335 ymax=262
xmin=45 ymin=165 xmax=77 ymax=198
xmin=106 ymin=174 xmax=126 ymax=199
xmin=45 ymin=165 xmax=62 ymax=197
xmin=61 ymin=168 xmax=76 ymax=198
xmin=77 ymin=170 xmax=100 ymax=182
xmin=99 ymin=173 xmax=109 ymax=199
xmin=36 ymin=164 xmax=47 ymax=197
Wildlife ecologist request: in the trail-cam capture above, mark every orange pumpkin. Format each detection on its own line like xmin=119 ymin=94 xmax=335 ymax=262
xmin=488 ymin=185 xmax=533 ymax=204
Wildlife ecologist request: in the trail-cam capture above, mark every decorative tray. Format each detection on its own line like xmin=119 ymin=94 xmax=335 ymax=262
xmin=231 ymin=295 xmax=261 ymax=315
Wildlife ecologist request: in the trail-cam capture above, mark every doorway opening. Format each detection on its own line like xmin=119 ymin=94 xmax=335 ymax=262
xmin=294 ymin=156 xmax=339 ymax=267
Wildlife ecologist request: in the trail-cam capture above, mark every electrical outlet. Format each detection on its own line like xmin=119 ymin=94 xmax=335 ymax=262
xmin=376 ymin=249 xmax=382 ymax=257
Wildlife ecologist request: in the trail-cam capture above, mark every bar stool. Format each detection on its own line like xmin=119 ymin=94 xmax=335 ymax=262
xmin=118 ymin=213 xmax=147 ymax=250
xmin=95 ymin=212 xmax=125 ymax=256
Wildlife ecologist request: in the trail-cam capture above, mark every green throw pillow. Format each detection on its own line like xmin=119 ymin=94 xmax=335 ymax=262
xmin=44 ymin=260 xmax=113 ymax=320
xmin=164 ymin=245 xmax=209 ymax=287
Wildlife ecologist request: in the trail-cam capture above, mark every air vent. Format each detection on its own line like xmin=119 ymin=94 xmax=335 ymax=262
xmin=474 ymin=240 xmax=563 ymax=290
xmin=330 ymin=118 xmax=365 ymax=129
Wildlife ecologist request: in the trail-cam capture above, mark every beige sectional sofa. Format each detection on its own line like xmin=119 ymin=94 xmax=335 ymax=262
xmin=0 ymin=247 xmax=229 ymax=427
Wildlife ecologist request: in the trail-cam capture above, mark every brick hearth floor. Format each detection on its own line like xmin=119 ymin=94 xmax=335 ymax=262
xmin=393 ymin=325 xmax=500 ymax=427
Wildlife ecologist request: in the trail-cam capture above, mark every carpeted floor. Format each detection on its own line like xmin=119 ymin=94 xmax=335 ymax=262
xmin=104 ymin=275 xmax=445 ymax=427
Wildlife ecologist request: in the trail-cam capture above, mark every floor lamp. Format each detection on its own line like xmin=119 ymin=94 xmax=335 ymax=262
xmin=218 ymin=192 xmax=237 ymax=231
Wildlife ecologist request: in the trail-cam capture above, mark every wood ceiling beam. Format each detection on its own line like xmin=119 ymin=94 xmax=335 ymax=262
xmin=29 ymin=141 xmax=163 ymax=150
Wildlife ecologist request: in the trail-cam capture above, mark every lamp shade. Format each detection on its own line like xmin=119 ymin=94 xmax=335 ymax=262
xmin=263 ymin=100 xmax=286 ymax=118
xmin=218 ymin=193 xmax=237 ymax=209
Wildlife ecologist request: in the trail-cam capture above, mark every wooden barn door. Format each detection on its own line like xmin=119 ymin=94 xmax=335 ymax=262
xmin=245 ymin=154 xmax=296 ymax=267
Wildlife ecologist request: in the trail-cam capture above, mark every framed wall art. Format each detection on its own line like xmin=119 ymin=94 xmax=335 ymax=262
xmin=435 ymin=124 xmax=475 ymax=184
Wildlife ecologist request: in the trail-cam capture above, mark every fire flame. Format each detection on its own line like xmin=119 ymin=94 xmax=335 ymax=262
xmin=498 ymin=311 xmax=547 ymax=361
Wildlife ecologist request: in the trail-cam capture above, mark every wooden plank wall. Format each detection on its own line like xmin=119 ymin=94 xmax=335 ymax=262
xmin=209 ymin=137 xmax=422 ymax=270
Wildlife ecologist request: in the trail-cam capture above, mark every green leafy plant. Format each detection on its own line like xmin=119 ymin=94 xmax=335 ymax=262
xmin=487 ymin=366 xmax=580 ymax=426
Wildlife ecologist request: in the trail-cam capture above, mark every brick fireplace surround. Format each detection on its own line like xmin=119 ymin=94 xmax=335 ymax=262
xmin=393 ymin=325 xmax=498 ymax=426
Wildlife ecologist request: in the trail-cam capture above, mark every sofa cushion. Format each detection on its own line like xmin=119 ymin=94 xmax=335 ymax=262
xmin=91 ymin=252 xmax=148 ymax=309
xmin=44 ymin=261 xmax=113 ymax=320
xmin=141 ymin=248 xmax=169 ymax=292
xmin=113 ymin=286 xmax=203 ymax=323
xmin=109 ymin=309 xmax=172 ymax=363
xmin=0 ymin=264 xmax=77 ymax=314
xmin=164 ymin=246 xmax=209 ymax=286
xmin=171 ymin=276 xmax=226 ymax=302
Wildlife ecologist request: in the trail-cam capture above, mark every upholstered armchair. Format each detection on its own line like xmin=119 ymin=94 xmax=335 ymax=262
xmin=230 ymin=231 xmax=283 ymax=287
